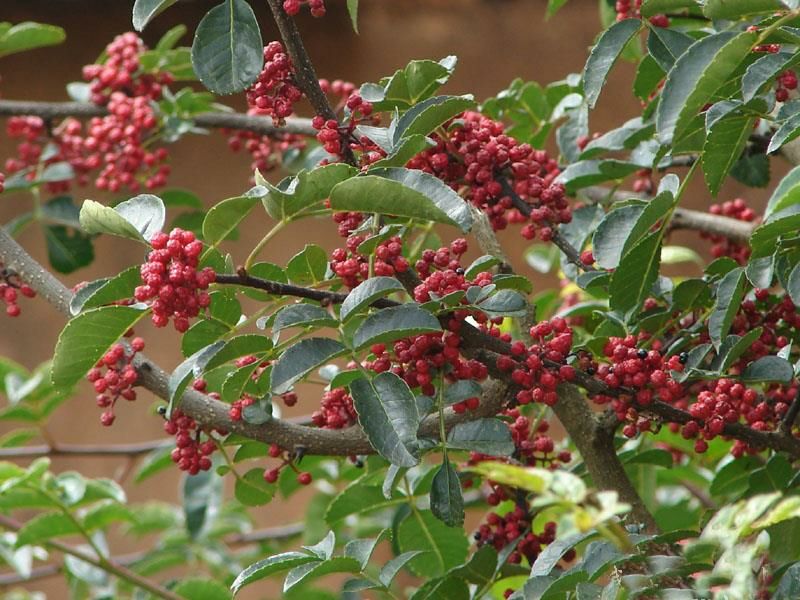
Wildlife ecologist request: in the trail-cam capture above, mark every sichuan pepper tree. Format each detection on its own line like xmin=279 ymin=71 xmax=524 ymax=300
xmin=4 ymin=0 xmax=800 ymax=598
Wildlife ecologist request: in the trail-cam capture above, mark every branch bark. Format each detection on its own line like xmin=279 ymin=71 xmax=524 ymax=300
xmin=579 ymin=186 xmax=755 ymax=245
xmin=0 ymin=99 xmax=316 ymax=137
xmin=262 ymin=0 xmax=357 ymax=165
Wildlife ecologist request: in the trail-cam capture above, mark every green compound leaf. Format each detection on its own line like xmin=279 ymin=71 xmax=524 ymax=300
xmin=132 ymin=0 xmax=177 ymax=31
xmin=271 ymin=338 xmax=347 ymax=394
xmin=353 ymin=304 xmax=441 ymax=350
xmin=430 ymin=457 xmax=464 ymax=527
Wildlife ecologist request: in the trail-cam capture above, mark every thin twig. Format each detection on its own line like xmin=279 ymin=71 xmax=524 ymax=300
xmin=0 ymin=99 xmax=316 ymax=136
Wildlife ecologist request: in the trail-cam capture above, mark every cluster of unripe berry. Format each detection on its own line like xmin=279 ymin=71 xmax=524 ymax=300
xmin=134 ymin=228 xmax=215 ymax=332
xmin=614 ymin=0 xmax=669 ymax=27
xmin=0 ymin=264 xmax=35 ymax=318
xmin=474 ymin=507 xmax=568 ymax=565
xmin=85 ymin=337 xmax=144 ymax=426
xmin=703 ymin=198 xmax=756 ymax=264
xmin=406 ymin=112 xmax=568 ymax=239
xmin=283 ymin=0 xmax=326 ymax=17
xmin=82 ymin=31 xmax=173 ymax=106
xmin=164 ymin=409 xmax=217 ymax=474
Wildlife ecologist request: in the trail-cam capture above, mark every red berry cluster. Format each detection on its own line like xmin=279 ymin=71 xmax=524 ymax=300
xmin=311 ymin=387 xmax=357 ymax=429
xmin=88 ymin=93 xmax=170 ymax=192
xmin=85 ymin=337 xmax=144 ymax=426
xmin=474 ymin=508 xmax=566 ymax=565
xmin=751 ymin=29 xmax=781 ymax=54
xmin=134 ymin=228 xmax=215 ymax=332
xmin=5 ymin=99 xmax=168 ymax=193
xmin=283 ymin=0 xmax=326 ymax=17
xmin=683 ymin=379 xmax=778 ymax=454
xmin=368 ymin=329 xmax=489 ymax=398
xmin=0 ymin=264 xmax=35 ymax=318
xmin=0 ymin=171 xmax=5 ymax=193
xmin=506 ymin=410 xmax=571 ymax=467
xmin=330 ymin=235 xmax=409 ymax=289
xmin=615 ymin=0 xmax=669 ymax=27
xmin=4 ymin=117 xmax=85 ymax=193
xmin=703 ymin=198 xmax=757 ymax=264
xmin=493 ymin=318 xmax=575 ymax=408
xmin=225 ymin=120 xmax=306 ymax=176
xmin=312 ymin=92 xmax=377 ymax=161
xmin=263 ymin=444 xmax=313 ymax=486
xmin=589 ymin=335 xmax=686 ymax=437
xmin=164 ymin=410 xmax=216 ymax=474
xmin=406 ymin=112 xmax=567 ymax=238
xmin=246 ymin=42 xmax=304 ymax=125
xmin=775 ymin=70 xmax=798 ymax=103
xmin=331 ymin=211 xmax=365 ymax=238
xmin=82 ymin=32 xmax=173 ymax=106
xmin=632 ymin=168 xmax=655 ymax=195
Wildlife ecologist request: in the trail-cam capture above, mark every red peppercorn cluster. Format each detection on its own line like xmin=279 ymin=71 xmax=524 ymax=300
xmin=632 ymin=168 xmax=655 ymax=195
xmin=88 ymin=93 xmax=170 ymax=192
xmin=134 ymin=228 xmax=215 ymax=332
xmin=703 ymin=198 xmax=757 ymax=264
xmin=82 ymin=32 xmax=173 ymax=106
xmin=312 ymin=92 xmax=377 ymax=161
xmin=5 ymin=98 xmax=169 ymax=193
xmin=330 ymin=235 xmax=409 ymax=289
xmin=263 ymin=444 xmax=313 ymax=486
xmin=311 ymin=387 xmax=357 ymax=428
xmin=0 ymin=171 xmax=5 ymax=193
xmin=4 ymin=117 xmax=85 ymax=193
xmin=492 ymin=318 xmax=574 ymax=408
xmin=85 ymin=337 xmax=144 ymax=426
xmin=614 ymin=0 xmax=669 ymax=27
xmin=474 ymin=508 xmax=565 ymax=565
xmin=406 ymin=112 xmax=567 ymax=239
xmin=412 ymin=238 xmax=489 ymax=302
xmin=246 ymin=42 xmax=304 ymax=125
xmin=164 ymin=410 xmax=216 ymax=474
xmin=368 ymin=330 xmax=489 ymax=398
xmin=506 ymin=410 xmax=571 ymax=467
xmin=776 ymin=70 xmax=798 ymax=103
xmin=0 ymin=264 xmax=35 ymax=318
xmin=590 ymin=335 xmax=686 ymax=437
xmin=331 ymin=211 xmax=365 ymax=238
xmin=683 ymin=379 xmax=778 ymax=454
xmin=225 ymin=119 xmax=306 ymax=176
xmin=283 ymin=0 xmax=326 ymax=17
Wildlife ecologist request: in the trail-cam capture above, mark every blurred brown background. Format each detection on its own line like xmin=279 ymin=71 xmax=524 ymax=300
xmin=0 ymin=0 xmax=780 ymax=597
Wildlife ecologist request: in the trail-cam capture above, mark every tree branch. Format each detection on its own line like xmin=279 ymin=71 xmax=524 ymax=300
xmin=215 ymin=270 xmax=399 ymax=308
xmin=579 ymin=186 xmax=755 ymax=245
xmin=0 ymin=99 xmax=317 ymax=137
xmin=262 ymin=0 xmax=357 ymax=165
